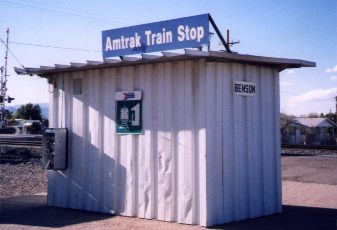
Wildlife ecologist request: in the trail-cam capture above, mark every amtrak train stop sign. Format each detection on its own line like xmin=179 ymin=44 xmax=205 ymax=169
xmin=115 ymin=91 xmax=142 ymax=134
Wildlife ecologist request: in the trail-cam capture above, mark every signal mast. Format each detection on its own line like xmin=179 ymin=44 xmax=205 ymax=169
xmin=0 ymin=28 xmax=15 ymax=128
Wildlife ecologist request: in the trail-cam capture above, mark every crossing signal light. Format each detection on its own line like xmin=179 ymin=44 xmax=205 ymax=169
xmin=7 ymin=97 xmax=15 ymax=103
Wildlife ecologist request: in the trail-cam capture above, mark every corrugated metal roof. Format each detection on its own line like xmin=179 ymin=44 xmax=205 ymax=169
xmin=14 ymin=49 xmax=315 ymax=76
xmin=294 ymin=118 xmax=337 ymax=128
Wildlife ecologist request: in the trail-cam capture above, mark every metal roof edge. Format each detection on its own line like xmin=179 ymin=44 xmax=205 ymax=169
xmin=184 ymin=49 xmax=209 ymax=56
xmin=208 ymin=51 xmax=316 ymax=68
xmin=14 ymin=51 xmax=316 ymax=76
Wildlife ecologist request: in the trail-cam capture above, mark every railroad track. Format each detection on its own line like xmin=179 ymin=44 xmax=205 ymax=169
xmin=0 ymin=135 xmax=42 ymax=147
xmin=282 ymin=144 xmax=337 ymax=150
xmin=281 ymin=144 xmax=337 ymax=156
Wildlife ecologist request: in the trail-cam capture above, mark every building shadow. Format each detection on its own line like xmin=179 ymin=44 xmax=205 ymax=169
xmin=0 ymin=194 xmax=112 ymax=228
xmin=0 ymin=130 xmax=127 ymax=228
xmin=209 ymin=205 xmax=337 ymax=230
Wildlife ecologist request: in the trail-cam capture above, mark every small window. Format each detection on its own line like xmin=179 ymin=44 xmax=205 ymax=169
xmin=73 ymin=79 xmax=82 ymax=95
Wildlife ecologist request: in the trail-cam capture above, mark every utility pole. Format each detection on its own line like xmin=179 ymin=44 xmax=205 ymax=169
xmin=335 ymin=95 xmax=337 ymax=123
xmin=218 ymin=30 xmax=240 ymax=51
xmin=0 ymin=28 xmax=9 ymax=128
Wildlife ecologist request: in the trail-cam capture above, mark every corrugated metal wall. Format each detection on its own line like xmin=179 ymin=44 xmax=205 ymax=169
xmin=47 ymin=59 xmax=281 ymax=226
xmin=204 ymin=62 xmax=282 ymax=226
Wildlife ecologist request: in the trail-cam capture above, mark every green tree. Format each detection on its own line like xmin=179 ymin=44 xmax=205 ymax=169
xmin=5 ymin=110 xmax=13 ymax=120
xmin=14 ymin=103 xmax=42 ymax=120
xmin=307 ymin=112 xmax=319 ymax=118
xmin=324 ymin=112 xmax=336 ymax=124
xmin=280 ymin=113 xmax=296 ymax=133
xmin=27 ymin=121 xmax=42 ymax=133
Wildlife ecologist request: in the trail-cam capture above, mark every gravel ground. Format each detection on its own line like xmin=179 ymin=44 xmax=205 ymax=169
xmin=0 ymin=147 xmax=47 ymax=198
xmin=2 ymin=151 xmax=337 ymax=198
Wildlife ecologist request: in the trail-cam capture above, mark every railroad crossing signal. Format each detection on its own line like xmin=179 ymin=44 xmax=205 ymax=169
xmin=7 ymin=96 xmax=14 ymax=103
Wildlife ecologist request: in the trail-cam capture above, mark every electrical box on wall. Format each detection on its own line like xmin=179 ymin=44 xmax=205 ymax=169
xmin=42 ymin=128 xmax=68 ymax=170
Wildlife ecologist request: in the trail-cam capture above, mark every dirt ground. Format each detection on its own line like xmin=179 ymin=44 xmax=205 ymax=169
xmin=282 ymin=180 xmax=337 ymax=209
xmin=1 ymin=181 xmax=336 ymax=230
xmin=282 ymin=155 xmax=337 ymax=185
xmin=1 ymin=150 xmax=337 ymax=229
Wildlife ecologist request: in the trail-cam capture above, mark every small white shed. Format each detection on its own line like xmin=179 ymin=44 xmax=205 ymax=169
xmin=16 ymin=50 xmax=315 ymax=226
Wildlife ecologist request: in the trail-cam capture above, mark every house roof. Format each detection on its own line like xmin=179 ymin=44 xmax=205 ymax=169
xmin=294 ymin=118 xmax=337 ymax=128
xmin=8 ymin=119 xmax=40 ymax=128
xmin=14 ymin=49 xmax=315 ymax=77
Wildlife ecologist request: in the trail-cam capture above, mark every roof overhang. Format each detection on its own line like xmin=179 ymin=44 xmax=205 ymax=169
xmin=14 ymin=49 xmax=316 ymax=77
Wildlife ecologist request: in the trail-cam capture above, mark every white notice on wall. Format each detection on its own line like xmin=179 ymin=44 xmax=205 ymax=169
xmin=233 ymin=81 xmax=256 ymax=96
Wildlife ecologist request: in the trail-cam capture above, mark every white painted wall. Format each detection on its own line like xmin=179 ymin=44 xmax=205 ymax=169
xmin=47 ymin=59 xmax=281 ymax=226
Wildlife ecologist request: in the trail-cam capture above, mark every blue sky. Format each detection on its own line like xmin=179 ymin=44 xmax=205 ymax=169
xmin=0 ymin=0 xmax=336 ymax=116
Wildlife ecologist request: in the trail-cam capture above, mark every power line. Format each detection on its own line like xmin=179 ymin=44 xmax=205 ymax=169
xmin=9 ymin=41 xmax=100 ymax=53
xmin=0 ymin=0 xmax=127 ymax=25
xmin=0 ymin=38 xmax=25 ymax=68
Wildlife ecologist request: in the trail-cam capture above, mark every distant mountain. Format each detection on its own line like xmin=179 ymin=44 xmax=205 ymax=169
xmin=6 ymin=105 xmax=19 ymax=113
xmin=6 ymin=103 xmax=49 ymax=119
xmin=40 ymin=103 xmax=49 ymax=119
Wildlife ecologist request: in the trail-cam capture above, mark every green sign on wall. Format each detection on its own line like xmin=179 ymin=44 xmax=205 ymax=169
xmin=115 ymin=91 xmax=142 ymax=134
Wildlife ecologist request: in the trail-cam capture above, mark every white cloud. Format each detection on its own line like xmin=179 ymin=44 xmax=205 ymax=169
xmin=285 ymin=87 xmax=337 ymax=115
xmin=325 ymin=65 xmax=337 ymax=73
xmin=289 ymin=87 xmax=337 ymax=103
xmin=286 ymin=69 xmax=295 ymax=75
xmin=330 ymin=76 xmax=337 ymax=80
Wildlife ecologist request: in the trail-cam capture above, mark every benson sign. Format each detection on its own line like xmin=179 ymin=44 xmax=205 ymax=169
xmin=102 ymin=14 xmax=209 ymax=58
xmin=233 ymin=81 xmax=256 ymax=96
